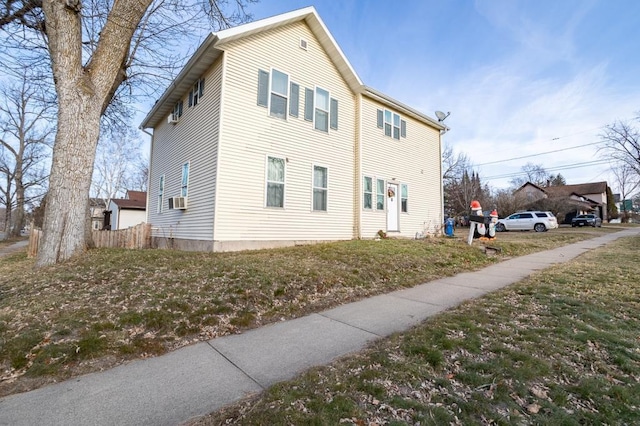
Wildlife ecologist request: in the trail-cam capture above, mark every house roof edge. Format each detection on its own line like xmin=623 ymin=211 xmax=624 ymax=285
xmin=362 ymin=86 xmax=446 ymax=130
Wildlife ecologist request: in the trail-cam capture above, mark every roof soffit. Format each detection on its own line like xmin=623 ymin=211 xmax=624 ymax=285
xmin=363 ymin=87 xmax=445 ymax=131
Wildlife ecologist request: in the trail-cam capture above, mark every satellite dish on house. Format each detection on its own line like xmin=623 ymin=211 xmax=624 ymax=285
xmin=435 ymin=111 xmax=450 ymax=122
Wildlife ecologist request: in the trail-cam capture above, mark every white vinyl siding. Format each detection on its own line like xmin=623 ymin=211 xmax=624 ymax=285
xmin=212 ymin=20 xmax=355 ymax=243
xmin=361 ymin=97 xmax=442 ymax=238
xmin=147 ymin=56 xmax=223 ymax=242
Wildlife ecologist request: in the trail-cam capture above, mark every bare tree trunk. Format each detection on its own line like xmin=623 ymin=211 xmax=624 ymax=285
xmin=35 ymin=0 xmax=150 ymax=266
xmin=3 ymin=204 xmax=10 ymax=235
xmin=36 ymin=100 xmax=102 ymax=265
xmin=8 ymin=165 xmax=24 ymax=237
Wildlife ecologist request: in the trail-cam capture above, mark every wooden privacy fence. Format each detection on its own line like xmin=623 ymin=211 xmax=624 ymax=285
xmin=28 ymin=228 xmax=43 ymax=257
xmin=28 ymin=223 xmax=152 ymax=257
xmin=92 ymin=223 xmax=152 ymax=249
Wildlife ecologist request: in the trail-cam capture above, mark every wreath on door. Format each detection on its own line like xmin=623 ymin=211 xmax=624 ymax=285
xmin=387 ymin=188 xmax=395 ymax=198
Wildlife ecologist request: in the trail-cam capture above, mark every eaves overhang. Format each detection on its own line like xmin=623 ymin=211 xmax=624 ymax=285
xmin=362 ymin=86 xmax=446 ymax=131
xmin=140 ymin=6 xmax=363 ymax=130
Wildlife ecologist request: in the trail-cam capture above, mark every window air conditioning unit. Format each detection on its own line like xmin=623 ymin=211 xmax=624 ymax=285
xmin=167 ymin=115 xmax=179 ymax=124
xmin=170 ymin=196 xmax=188 ymax=210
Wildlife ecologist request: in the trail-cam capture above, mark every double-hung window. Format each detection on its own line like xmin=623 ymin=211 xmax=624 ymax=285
xmin=393 ymin=114 xmax=401 ymax=139
xmin=384 ymin=110 xmax=392 ymax=137
xmin=401 ymin=184 xmax=408 ymax=212
xmin=266 ymin=156 xmax=285 ymax=207
xmin=379 ymin=109 xmax=406 ymax=139
xmin=270 ymin=69 xmax=289 ymax=119
xmin=304 ymin=87 xmax=338 ymax=130
xmin=314 ymin=87 xmax=330 ymax=132
xmin=363 ymin=176 xmax=373 ymax=210
xmin=172 ymin=101 xmax=183 ymax=121
xmin=189 ymin=78 xmax=205 ymax=107
xmin=181 ymin=163 xmax=189 ymax=197
xmin=376 ymin=179 xmax=385 ymax=210
xmin=158 ymin=175 xmax=165 ymax=213
xmin=313 ymin=165 xmax=328 ymax=211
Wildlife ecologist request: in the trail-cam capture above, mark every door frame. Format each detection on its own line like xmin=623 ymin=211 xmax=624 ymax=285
xmin=386 ymin=182 xmax=400 ymax=232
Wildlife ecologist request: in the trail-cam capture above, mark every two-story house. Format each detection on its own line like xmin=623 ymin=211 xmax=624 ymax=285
xmin=141 ymin=7 xmax=446 ymax=251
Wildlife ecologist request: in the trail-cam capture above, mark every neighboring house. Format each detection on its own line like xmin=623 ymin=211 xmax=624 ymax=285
xmin=108 ymin=191 xmax=147 ymax=230
xmin=141 ymin=7 xmax=446 ymax=251
xmin=89 ymin=198 xmax=107 ymax=230
xmin=515 ymin=181 xmax=608 ymax=223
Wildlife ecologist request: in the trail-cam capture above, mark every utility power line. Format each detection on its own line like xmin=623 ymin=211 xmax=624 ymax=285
xmin=475 ymin=140 xmax=602 ymax=167
xmin=483 ymin=159 xmax=611 ymax=181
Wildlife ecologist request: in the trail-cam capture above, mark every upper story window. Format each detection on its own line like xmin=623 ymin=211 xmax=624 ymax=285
xmin=181 ymin=162 xmax=189 ymax=197
xmin=377 ymin=109 xmax=406 ymax=140
xmin=171 ymin=101 xmax=183 ymax=122
xmin=304 ymin=87 xmax=338 ymax=131
xmin=315 ymin=87 xmax=330 ymax=132
xmin=257 ymin=68 xmax=338 ymax=129
xmin=270 ymin=69 xmax=289 ymax=119
xmin=266 ymin=156 xmax=285 ymax=208
xmin=189 ymin=78 xmax=205 ymax=107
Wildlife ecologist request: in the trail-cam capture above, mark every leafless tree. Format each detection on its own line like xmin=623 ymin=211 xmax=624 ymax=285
xmin=0 ymin=71 xmax=54 ymax=239
xmin=509 ymin=162 xmax=552 ymax=188
xmin=91 ymin=127 xmax=144 ymax=206
xmin=0 ymin=0 xmax=256 ymax=265
xmin=442 ymin=144 xmax=470 ymax=184
xmin=610 ymin=161 xmax=640 ymax=220
xmin=442 ymin=145 xmax=480 ymax=216
xmin=129 ymin=159 xmax=149 ymax=193
xmin=600 ymin=115 xmax=640 ymax=181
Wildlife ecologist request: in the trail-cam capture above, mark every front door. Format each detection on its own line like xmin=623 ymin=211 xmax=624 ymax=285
xmin=386 ymin=183 xmax=399 ymax=232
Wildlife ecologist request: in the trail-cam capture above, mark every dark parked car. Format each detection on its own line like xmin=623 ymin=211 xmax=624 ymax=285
xmin=571 ymin=214 xmax=602 ymax=227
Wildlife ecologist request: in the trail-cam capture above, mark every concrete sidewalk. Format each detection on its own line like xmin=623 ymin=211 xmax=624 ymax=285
xmin=0 ymin=239 xmax=29 ymax=258
xmin=1 ymin=228 xmax=638 ymax=425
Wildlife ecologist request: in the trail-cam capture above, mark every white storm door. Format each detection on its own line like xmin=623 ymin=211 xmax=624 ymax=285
xmin=386 ymin=183 xmax=399 ymax=232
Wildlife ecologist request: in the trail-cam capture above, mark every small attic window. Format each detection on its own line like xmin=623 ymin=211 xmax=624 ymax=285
xmin=299 ymin=38 xmax=308 ymax=50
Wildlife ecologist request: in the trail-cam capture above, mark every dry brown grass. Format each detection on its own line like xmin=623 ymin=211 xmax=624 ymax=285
xmin=0 ymin=225 xmax=627 ymax=397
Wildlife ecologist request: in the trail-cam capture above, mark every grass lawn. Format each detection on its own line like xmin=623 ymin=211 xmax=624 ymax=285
xmin=0 ymin=225 xmax=631 ymax=398
xmin=195 ymin=230 xmax=640 ymax=425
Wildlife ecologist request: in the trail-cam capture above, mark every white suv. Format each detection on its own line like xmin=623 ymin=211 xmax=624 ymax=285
xmin=496 ymin=211 xmax=558 ymax=232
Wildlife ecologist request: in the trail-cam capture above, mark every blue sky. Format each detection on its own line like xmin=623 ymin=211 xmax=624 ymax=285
xmin=242 ymin=0 xmax=640 ymax=191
